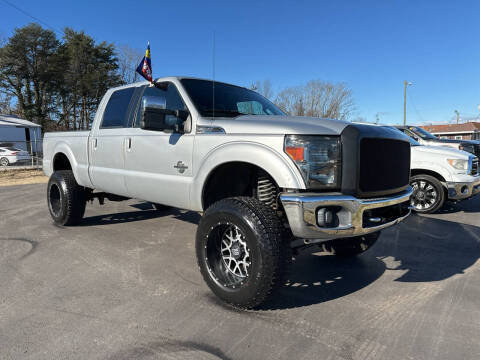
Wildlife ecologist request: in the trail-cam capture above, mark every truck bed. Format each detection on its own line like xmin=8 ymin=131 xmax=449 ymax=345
xmin=43 ymin=130 xmax=92 ymax=188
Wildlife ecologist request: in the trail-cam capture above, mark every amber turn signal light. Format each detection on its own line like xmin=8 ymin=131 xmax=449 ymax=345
xmin=285 ymin=146 xmax=305 ymax=161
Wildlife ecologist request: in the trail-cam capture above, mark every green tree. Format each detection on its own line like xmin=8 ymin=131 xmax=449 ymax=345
xmin=57 ymin=28 xmax=122 ymax=129
xmin=0 ymin=23 xmax=59 ymax=128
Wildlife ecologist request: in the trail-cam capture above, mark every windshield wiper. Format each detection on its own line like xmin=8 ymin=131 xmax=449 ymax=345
xmin=204 ymin=109 xmax=247 ymax=117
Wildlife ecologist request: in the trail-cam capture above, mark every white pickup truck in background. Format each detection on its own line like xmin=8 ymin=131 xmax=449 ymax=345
xmin=389 ymin=128 xmax=480 ymax=213
xmin=43 ymin=77 xmax=413 ymax=308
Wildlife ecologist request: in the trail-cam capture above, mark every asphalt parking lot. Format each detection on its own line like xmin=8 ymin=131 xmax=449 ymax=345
xmin=1 ymin=184 xmax=479 ymax=360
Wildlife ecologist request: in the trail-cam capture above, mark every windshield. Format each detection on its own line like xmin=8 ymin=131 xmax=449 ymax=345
xmin=388 ymin=127 xmax=420 ymax=146
xmin=409 ymin=126 xmax=437 ymax=140
xmin=181 ymin=79 xmax=285 ymax=118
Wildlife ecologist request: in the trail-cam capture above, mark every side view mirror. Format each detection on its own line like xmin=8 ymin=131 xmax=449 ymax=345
xmin=140 ymin=96 xmax=189 ymax=132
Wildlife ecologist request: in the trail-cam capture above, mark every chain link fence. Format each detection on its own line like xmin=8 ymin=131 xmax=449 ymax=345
xmin=0 ymin=140 xmax=43 ymax=170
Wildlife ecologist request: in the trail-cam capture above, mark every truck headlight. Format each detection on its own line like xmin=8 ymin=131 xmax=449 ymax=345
xmin=447 ymin=158 xmax=469 ymax=171
xmin=284 ymin=135 xmax=341 ymax=189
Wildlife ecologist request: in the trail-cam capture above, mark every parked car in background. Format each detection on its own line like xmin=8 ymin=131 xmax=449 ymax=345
xmin=0 ymin=147 xmax=31 ymax=166
xmin=395 ymin=125 xmax=480 ymax=158
xmin=389 ymin=127 xmax=480 ymax=213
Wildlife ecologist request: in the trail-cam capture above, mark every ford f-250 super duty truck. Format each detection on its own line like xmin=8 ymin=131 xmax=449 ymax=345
xmin=43 ymin=77 xmax=413 ymax=308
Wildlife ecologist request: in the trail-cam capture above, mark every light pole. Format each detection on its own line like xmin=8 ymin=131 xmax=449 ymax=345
xmin=454 ymin=110 xmax=459 ymax=124
xmin=403 ymin=80 xmax=412 ymax=126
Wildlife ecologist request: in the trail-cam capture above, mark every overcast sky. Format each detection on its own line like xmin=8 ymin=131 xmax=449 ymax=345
xmin=1 ymin=0 xmax=479 ymax=124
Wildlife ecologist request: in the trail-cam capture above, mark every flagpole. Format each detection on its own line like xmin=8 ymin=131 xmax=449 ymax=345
xmin=212 ymin=31 xmax=215 ymax=120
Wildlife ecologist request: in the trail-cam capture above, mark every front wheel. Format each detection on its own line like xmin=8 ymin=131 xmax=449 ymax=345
xmin=47 ymin=170 xmax=86 ymax=226
xmin=410 ymin=174 xmax=445 ymax=214
xmin=196 ymin=197 xmax=291 ymax=309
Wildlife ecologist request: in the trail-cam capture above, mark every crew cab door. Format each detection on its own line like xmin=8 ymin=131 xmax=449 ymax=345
xmin=123 ymin=82 xmax=194 ymax=209
xmin=89 ymin=87 xmax=138 ymax=197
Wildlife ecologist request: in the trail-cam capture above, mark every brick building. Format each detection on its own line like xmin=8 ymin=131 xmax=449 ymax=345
xmin=421 ymin=122 xmax=480 ymax=141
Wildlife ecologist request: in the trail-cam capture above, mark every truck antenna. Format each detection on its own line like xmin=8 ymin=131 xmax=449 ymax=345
xmin=212 ymin=31 xmax=216 ymax=120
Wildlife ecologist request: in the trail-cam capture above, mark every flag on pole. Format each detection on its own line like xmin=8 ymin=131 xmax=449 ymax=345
xmin=136 ymin=42 xmax=152 ymax=82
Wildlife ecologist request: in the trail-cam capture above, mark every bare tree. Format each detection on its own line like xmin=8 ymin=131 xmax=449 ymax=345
xmin=116 ymin=44 xmax=143 ymax=84
xmin=0 ymin=93 xmax=13 ymax=114
xmin=275 ymin=80 xmax=355 ymax=120
xmin=252 ymin=79 xmax=274 ymax=100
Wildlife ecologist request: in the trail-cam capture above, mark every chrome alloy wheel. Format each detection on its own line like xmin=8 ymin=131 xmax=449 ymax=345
xmin=411 ymin=179 xmax=438 ymax=211
xmin=221 ymin=225 xmax=250 ymax=278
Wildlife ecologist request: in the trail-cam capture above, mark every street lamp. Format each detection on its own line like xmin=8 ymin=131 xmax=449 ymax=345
xmin=403 ymin=80 xmax=412 ymax=126
xmin=454 ymin=110 xmax=460 ymax=124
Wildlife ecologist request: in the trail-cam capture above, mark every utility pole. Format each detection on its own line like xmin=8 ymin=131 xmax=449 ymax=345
xmin=454 ymin=109 xmax=459 ymax=124
xmin=403 ymin=80 xmax=412 ymax=126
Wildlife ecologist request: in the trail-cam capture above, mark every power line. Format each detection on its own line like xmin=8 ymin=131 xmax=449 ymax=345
xmin=0 ymin=0 xmax=64 ymax=35
xmin=407 ymin=90 xmax=426 ymax=123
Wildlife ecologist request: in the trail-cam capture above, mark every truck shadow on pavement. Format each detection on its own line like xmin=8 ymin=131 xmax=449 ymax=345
xmin=437 ymin=197 xmax=480 ymax=214
xmin=79 ymin=204 xmax=201 ymax=226
xmin=263 ymin=214 xmax=480 ymax=310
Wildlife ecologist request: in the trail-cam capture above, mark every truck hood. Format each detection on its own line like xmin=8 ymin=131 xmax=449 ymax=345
xmin=423 ymin=138 xmax=479 ymax=146
xmin=412 ymin=145 xmax=471 ymax=159
xmin=199 ymin=115 xmax=350 ymax=135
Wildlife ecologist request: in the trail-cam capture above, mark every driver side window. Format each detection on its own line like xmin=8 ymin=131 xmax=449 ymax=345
xmin=134 ymin=83 xmax=187 ymax=128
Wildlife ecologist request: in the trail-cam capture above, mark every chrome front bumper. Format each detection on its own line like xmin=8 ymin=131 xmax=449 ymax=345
xmin=446 ymin=176 xmax=480 ymax=200
xmin=280 ymin=187 xmax=413 ymax=241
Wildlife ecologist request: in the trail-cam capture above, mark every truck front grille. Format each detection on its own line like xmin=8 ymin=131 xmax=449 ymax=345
xmin=474 ymin=144 xmax=480 ymax=159
xmin=359 ymin=138 xmax=411 ymax=196
xmin=340 ymin=124 xmax=411 ymax=198
xmin=471 ymin=158 xmax=479 ymax=176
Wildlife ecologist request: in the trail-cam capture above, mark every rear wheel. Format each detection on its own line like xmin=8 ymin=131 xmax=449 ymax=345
xmin=324 ymin=232 xmax=380 ymax=257
xmin=47 ymin=170 xmax=86 ymax=226
xmin=0 ymin=157 xmax=9 ymax=166
xmin=196 ymin=197 xmax=291 ymax=309
xmin=410 ymin=174 xmax=445 ymax=214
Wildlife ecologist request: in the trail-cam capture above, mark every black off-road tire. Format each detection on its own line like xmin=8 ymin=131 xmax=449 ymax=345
xmin=151 ymin=203 xmax=171 ymax=211
xmin=196 ymin=197 xmax=292 ymax=309
xmin=325 ymin=232 xmax=381 ymax=257
xmin=47 ymin=170 xmax=86 ymax=226
xmin=410 ymin=174 xmax=445 ymax=214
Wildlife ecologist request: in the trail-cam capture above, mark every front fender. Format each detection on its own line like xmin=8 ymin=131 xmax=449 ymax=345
xmin=411 ymin=161 xmax=454 ymax=182
xmin=191 ymin=141 xmax=305 ymax=211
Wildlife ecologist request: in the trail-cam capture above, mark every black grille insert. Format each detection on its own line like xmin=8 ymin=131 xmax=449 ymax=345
xmin=359 ymin=138 xmax=411 ymax=195
xmin=472 ymin=158 xmax=479 ymax=176
xmin=474 ymin=145 xmax=480 ymax=159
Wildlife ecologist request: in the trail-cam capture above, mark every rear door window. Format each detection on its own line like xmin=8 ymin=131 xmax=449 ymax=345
xmin=101 ymin=88 xmax=135 ymax=128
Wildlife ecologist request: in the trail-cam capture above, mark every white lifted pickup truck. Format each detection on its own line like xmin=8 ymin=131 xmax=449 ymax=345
xmin=43 ymin=77 xmax=413 ymax=308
